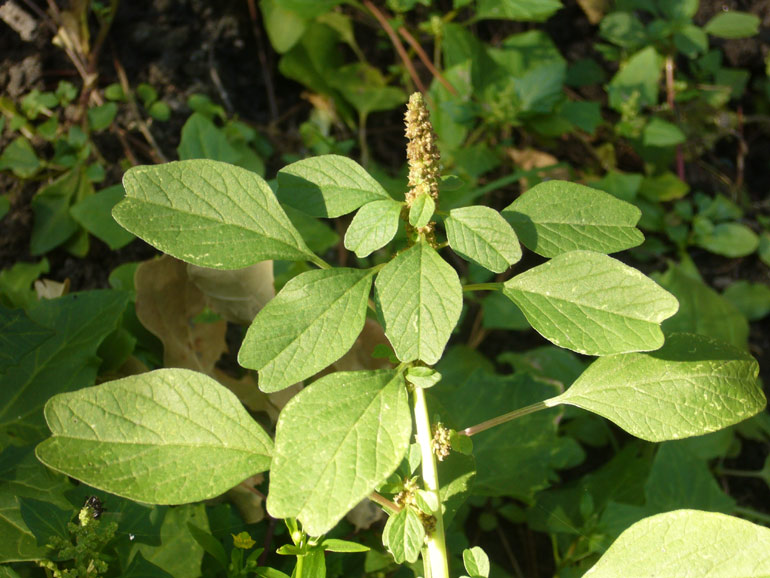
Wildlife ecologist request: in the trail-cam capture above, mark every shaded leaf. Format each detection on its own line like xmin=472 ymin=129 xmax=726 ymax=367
xmin=0 ymin=307 xmax=54 ymax=374
xmin=70 ymin=184 xmax=135 ymax=250
xmin=277 ymin=155 xmax=390 ymax=218
xmin=0 ymin=291 xmax=128 ymax=443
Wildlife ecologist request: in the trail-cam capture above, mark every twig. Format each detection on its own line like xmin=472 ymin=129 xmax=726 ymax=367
xmin=112 ymin=49 xmax=167 ymax=163
xmin=495 ymin=524 xmax=524 ymax=578
xmin=246 ymin=0 xmax=279 ymax=120
xmin=665 ymin=55 xmax=685 ymax=181
xmin=362 ymin=0 xmax=428 ymax=97
xmin=398 ymin=26 xmax=457 ymax=95
xmin=369 ymin=491 xmax=401 ymax=513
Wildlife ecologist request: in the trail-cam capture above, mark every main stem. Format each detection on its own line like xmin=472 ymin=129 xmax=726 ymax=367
xmin=412 ymin=386 xmax=449 ymax=578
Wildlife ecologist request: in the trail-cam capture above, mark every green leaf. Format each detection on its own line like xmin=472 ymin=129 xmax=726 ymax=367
xmin=328 ymin=63 xmax=406 ymax=115
xmin=277 ymin=155 xmax=391 ymax=218
xmin=283 ymin=205 xmax=339 ymax=255
xmin=239 ymin=268 xmax=374 ymax=392
xmin=86 ymin=102 xmax=117 ymax=131
xmin=177 ymin=113 xmax=240 ymax=163
xmin=0 ymin=291 xmax=128 ymax=443
xmin=550 ymin=333 xmax=764 ymax=442
xmin=267 ymin=370 xmax=411 ymax=536
xmin=36 ymin=368 xmax=273 ymax=504
xmin=704 ymin=11 xmax=760 ymax=39
xmin=475 ymin=0 xmax=562 ymax=22
xmin=654 ymin=264 xmax=749 ymax=350
xmin=409 ymin=194 xmax=435 ymax=229
xmin=0 ymin=308 xmax=54 ymax=374
xmin=723 ymin=281 xmax=770 ymax=321
xmin=463 ymin=546 xmax=490 ymax=578
xmin=70 ymin=184 xmax=135 ymax=250
xmin=260 ymin=0 xmax=308 ymax=53
xmin=0 ymin=566 xmax=21 ymax=577
xmin=19 ymin=498 xmax=71 ymax=546
xmin=382 ymin=507 xmax=424 ymax=564
xmin=0 ymin=490 xmax=46 ymax=562
xmin=187 ymin=523 xmax=228 ymax=570
xmin=502 ymin=181 xmax=643 ymax=257
xmin=321 ymin=538 xmax=370 ymax=553
xmin=0 ymin=196 xmax=9 ymax=220
xmin=445 ymin=205 xmax=521 ymax=273
xmin=405 ymin=367 xmax=441 ymax=389
xmin=644 ymin=442 xmax=735 ymax=514
xmin=344 ymin=199 xmax=403 ymax=258
xmin=0 ymin=137 xmax=41 ymax=178
xmin=642 ymin=117 xmax=686 ymax=147
xmin=436 ymin=371 xmax=582 ymax=500
xmin=585 ymin=510 xmax=770 ymax=578
xmin=31 ymin=168 xmax=90 ymax=256
xmin=503 ymin=251 xmax=678 ymax=356
xmin=122 ymin=551 xmax=175 ymax=578
xmin=134 ymin=504 xmax=206 ymax=576
xmin=115 ymin=160 xmax=314 ymax=268
xmin=693 ymin=222 xmax=759 ymax=257
xmin=375 ymin=241 xmax=463 ymax=364
xmin=608 ymin=46 xmax=663 ymax=110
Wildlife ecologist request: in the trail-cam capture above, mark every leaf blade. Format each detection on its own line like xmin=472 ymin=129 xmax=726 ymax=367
xmin=35 ymin=368 xmax=273 ymax=504
xmin=115 ymin=160 xmax=314 ymax=269
xmin=238 ymin=268 xmax=374 ymax=392
xmin=267 ymin=370 xmax=411 ymax=536
xmin=445 ymin=205 xmax=521 ymax=273
xmin=503 ymin=251 xmax=678 ymax=355
xmin=551 ymin=333 xmax=765 ymax=442
xmin=502 ymin=181 xmax=644 ymax=257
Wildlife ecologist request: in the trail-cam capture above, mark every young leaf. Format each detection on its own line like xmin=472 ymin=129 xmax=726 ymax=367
xmin=502 ymin=181 xmax=643 ymax=257
xmin=503 ymin=251 xmax=678 ymax=355
xmin=704 ymin=11 xmax=760 ymax=39
xmin=409 ymin=194 xmax=435 ymax=228
xmin=36 ymin=368 xmax=273 ymax=504
xmin=375 ymin=241 xmax=462 ymax=364
xmin=70 ymin=184 xmax=135 ymax=250
xmin=321 ymin=538 xmax=370 ymax=553
xmin=548 ymin=333 xmax=765 ymax=442
xmin=445 ymin=205 xmax=521 ymax=273
xmin=115 ymin=160 xmax=315 ymax=269
xmin=267 ymin=370 xmax=411 ymax=536
xmin=276 ymin=155 xmax=390 ymax=218
xmin=584 ymin=510 xmax=770 ymax=577
xmin=344 ymin=199 xmax=403 ymax=258
xmin=238 ymin=268 xmax=374 ymax=392
xmin=382 ymin=507 xmax=425 ymax=564
xmin=463 ymin=546 xmax=490 ymax=578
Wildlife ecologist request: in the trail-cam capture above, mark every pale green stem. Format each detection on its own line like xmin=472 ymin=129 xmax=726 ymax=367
xmin=308 ymin=254 xmax=332 ymax=269
xmin=460 ymin=400 xmax=550 ymax=437
xmin=716 ymin=467 xmax=761 ymax=479
xmin=463 ymin=282 xmax=503 ymax=292
xmin=294 ymin=553 xmax=304 ymax=578
xmin=412 ymin=386 xmax=449 ymax=578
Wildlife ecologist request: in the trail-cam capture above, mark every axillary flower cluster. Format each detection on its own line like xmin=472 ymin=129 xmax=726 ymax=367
xmin=404 ymin=92 xmax=441 ymax=240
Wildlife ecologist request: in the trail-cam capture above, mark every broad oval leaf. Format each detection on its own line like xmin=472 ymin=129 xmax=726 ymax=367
xmin=502 ymin=181 xmax=643 ymax=257
xmin=503 ymin=251 xmax=678 ymax=355
xmin=585 ymin=510 xmax=770 ymax=578
xmin=115 ymin=160 xmax=314 ymax=269
xmin=375 ymin=242 xmax=463 ymax=364
xmin=238 ymin=268 xmax=375 ymax=392
xmin=382 ymin=507 xmax=425 ymax=564
xmin=549 ymin=333 xmax=764 ymax=442
xmin=276 ymin=155 xmax=390 ymax=218
xmin=409 ymin=194 xmax=435 ymax=229
xmin=704 ymin=11 xmax=760 ymax=39
xmin=267 ymin=370 xmax=411 ymax=536
xmin=35 ymin=368 xmax=273 ymax=504
xmin=445 ymin=205 xmax=521 ymax=273
xmin=344 ymin=199 xmax=403 ymax=258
